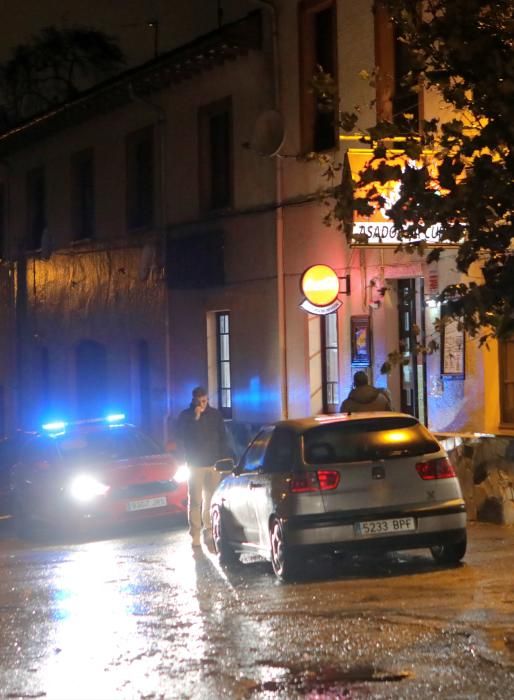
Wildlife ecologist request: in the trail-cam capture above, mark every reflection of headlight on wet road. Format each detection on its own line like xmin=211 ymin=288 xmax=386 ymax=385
xmin=69 ymin=474 xmax=110 ymax=502
xmin=173 ymin=464 xmax=190 ymax=483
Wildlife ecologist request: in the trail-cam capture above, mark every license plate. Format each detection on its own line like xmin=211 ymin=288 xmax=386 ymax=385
xmin=126 ymin=496 xmax=167 ymax=512
xmin=355 ymin=516 xmax=416 ymax=536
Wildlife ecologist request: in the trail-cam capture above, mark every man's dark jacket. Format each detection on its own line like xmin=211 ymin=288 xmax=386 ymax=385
xmin=340 ymin=385 xmax=392 ymax=413
xmin=176 ymin=403 xmax=230 ymax=468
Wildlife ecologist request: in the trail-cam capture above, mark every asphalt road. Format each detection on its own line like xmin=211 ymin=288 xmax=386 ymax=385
xmin=0 ymin=518 xmax=513 ymax=699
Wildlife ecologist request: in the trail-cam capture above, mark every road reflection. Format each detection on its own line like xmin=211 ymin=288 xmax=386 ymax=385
xmin=0 ymin=523 xmax=502 ymax=699
xmin=42 ymin=540 xmax=143 ymax=699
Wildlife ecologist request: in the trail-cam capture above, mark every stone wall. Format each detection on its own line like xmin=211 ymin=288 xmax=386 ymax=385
xmin=436 ymin=433 xmax=514 ymax=525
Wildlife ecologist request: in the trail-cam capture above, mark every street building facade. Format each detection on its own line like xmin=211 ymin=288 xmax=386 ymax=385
xmin=0 ymin=1 xmax=509 ymax=451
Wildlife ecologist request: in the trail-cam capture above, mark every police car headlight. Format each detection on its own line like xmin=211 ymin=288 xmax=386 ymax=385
xmin=69 ymin=474 xmax=110 ymax=502
xmin=173 ymin=464 xmax=190 ymax=484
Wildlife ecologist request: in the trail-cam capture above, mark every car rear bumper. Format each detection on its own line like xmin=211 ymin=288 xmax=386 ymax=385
xmin=282 ymin=500 xmax=467 ymax=552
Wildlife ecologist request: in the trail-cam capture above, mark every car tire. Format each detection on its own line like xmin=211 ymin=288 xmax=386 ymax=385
xmin=212 ymin=506 xmax=239 ymax=565
xmin=430 ymin=533 xmax=467 ymax=564
xmin=269 ymin=518 xmax=299 ymax=582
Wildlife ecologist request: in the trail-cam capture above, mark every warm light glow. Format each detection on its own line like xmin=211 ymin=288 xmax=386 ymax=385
xmin=383 ymin=430 xmax=409 ymax=443
xmin=347 ymin=148 xmax=464 ymax=246
xmin=300 ymin=265 xmax=340 ymax=307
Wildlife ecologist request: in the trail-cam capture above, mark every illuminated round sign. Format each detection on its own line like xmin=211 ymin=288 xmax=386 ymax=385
xmin=300 ymin=264 xmax=340 ymax=307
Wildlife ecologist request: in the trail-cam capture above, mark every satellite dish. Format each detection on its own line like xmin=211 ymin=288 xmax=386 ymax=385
xmin=139 ymin=243 xmax=155 ymax=281
xmin=250 ymin=110 xmax=285 ymax=157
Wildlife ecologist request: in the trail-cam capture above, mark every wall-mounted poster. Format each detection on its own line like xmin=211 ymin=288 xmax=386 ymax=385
xmin=351 ymin=315 xmax=371 ymax=366
xmin=441 ymin=319 xmax=465 ymax=378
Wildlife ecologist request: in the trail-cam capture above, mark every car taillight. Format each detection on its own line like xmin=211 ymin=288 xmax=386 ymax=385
xmin=317 ymin=470 xmax=340 ymax=490
xmin=290 ymin=470 xmax=340 ymax=493
xmin=416 ymin=457 xmax=456 ymax=480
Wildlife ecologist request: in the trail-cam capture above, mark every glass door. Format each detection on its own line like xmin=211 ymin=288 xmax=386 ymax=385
xmin=397 ymin=278 xmax=427 ymax=423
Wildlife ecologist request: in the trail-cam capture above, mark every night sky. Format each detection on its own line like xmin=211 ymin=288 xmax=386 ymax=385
xmin=0 ymin=1 xmax=246 ymax=68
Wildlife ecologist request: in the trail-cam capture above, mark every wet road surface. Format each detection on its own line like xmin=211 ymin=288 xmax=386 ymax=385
xmin=0 ymin=519 xmax=513 ymax=699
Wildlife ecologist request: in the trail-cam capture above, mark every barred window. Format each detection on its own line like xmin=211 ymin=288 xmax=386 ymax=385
xmin=322 ymin=312 xmax=339 ymax=412
xmin=216 ymin=311 xmax=232 ymax=419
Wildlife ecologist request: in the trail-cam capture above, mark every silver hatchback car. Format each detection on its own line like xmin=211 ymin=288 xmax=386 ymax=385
xmin=211 ymin=413 xmax=467 ymax=580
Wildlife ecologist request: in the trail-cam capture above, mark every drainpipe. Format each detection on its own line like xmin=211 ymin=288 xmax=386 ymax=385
xmin=128 ymin=84 xmax=171 ymax=441
xmin=254 ymin=0 xmax=288 ymax=419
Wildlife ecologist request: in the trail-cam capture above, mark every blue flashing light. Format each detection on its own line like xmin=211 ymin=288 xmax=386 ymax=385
xmin=106 ymin=413 xmax=126 ymax=424
xmin=42 ymin=420 xmax=67 ymax=432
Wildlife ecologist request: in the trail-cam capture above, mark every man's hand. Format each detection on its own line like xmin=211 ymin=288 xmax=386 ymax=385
xmin=194 ymin=395 xmax=208 ymax=420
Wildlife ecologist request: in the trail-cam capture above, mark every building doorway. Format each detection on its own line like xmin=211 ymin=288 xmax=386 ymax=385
xmin=75 ymin=340 xmax=108 ymax=420
xmin=397 ymin=278 xmax=427 ymax=423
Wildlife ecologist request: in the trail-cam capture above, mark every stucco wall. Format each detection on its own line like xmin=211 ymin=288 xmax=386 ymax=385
xmin=168 ymin=209 xmax=281 ymax=426
xmin=17 ymin=249 xmax=168 ymax=437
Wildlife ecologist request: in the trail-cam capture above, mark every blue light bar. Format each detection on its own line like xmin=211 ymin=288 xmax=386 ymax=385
xmin=106 ymin=413 xmax=125 ymax=424
xmin=42 ymin=420 xmax=67 ymax=432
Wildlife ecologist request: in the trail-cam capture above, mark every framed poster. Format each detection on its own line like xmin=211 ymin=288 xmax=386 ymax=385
xmin=441 ymin=319 xmax=465 ymax=378
xmin=351 ymin=315 xmax=371 ymax=366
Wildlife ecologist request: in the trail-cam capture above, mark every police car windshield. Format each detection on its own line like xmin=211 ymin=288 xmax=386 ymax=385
xmin=54 ymin=427 xmax=163 ymax=462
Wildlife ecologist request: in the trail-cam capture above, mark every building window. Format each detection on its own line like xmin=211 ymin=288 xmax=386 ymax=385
xmin=392 ymin=24 xmax=420 ymax=127
xmin=26 ymin=166 xmax=46 ymax=250
xmin=299 ymin=0 xmax=337 ymax=153
xmin=499 ymin=340 xmax=514 ymax=426
xmin=322 ymin=312 xmax=339 ymax=412
xmin=308 ymin=314 xmax=323 ymax=415
xmin=166 ymin=230 xmax=225 ymax=289
xmin=216 ymin=311 xmax=232 ymax=418
xmin=71 ymin=148 xmax=95 ymax=240
xmin=126 ymin=126 xmax=154 ymax=231
xmin=198 ymin=97 xmax=233 ymax=211
xmin=374 ymin=1 xmax=421 ymax=128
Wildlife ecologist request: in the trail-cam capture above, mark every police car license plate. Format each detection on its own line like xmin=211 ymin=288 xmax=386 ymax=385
xmin=127 ymin=496 xmax=167 ymax=512
xmin=355 ymin=516 xmax=416 ymax=536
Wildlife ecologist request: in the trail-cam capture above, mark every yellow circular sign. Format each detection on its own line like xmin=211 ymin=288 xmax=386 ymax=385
xmin=300 ymin=264 xmax=340 ymax=307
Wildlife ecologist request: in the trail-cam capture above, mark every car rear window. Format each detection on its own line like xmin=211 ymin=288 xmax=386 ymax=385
xmin=303 ymin=417 xmax=440 ymax=464
xmin=55 ymin=427 xmax=163 ymax=463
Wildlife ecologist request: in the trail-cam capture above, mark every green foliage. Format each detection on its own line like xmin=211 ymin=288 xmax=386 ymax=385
xmin=324 ymin=0 xmax=514 ymax=368
xmin=0 ymin=26 xmax=125 ymax=131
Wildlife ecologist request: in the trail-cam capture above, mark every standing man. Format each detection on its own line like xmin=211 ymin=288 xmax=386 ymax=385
xmin=175 ymin=386 xmax=230 ymax=547
xmin=340 ymin=371 xmax=393 ymax=413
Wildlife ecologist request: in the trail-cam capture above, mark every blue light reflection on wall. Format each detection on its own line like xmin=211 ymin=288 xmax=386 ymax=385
xmin=232 ymin=376 xmax=280 ymax=416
